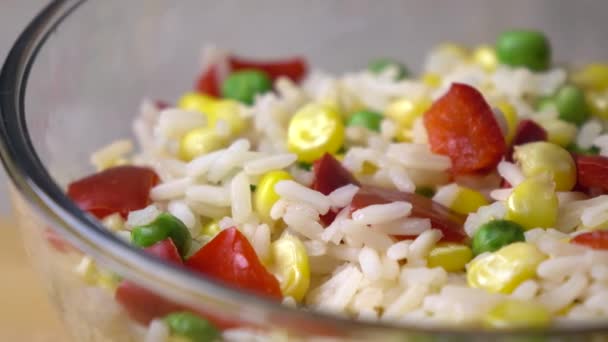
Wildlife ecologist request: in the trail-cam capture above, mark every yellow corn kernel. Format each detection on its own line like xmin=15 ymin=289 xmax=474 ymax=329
xmin=467 ymin=242 xmax=546 ymax=294
xmin=422 ymin=72 xmax=442 ymax=88
xmin=200 ymin=219 xmax=221 ymax=239
xmin=75 ymin=256 xmax=98 ymax=285
xmin=287 ymin=103 xmax=345 ymax=162
xmin=271 ymin=233 xmax=310 ymax=301
xmin=255 ymin=170 xmax=293 ymax=223
xmin=450 ymin=186 xmax=489 ymax=215
xmin=178 ymin=92 xmax=217 ymax=120
xmin=513 ymin=142 xmax=576 ymax=191
xmin=361 ymin=161 xmax=378 ymax=175
xmin=483 ymin=300 xmax=551 ymax=328
xmin=572 ymin=63 xmax=608 ymax=91
xmin=472 ymin=45 xmax=498 ymax=72
xmin=384 ymin=97 xmax=433 ymax=141
xmin=506 ymin=173 xmax=558 ymax=230
xmin=496 ymin=101 xmax=518 ymax=143
xmin=178 ymin=126 xmax=225 ymax=161
xmin=96 ymin=270 xmax=121 ymax=292
xmin=427 ymin=243 xmax=473 ymax=272
xmin=213 ymin=99 xmax=246 ymax=136
xmin=537 ymin=118 xmax=577 ymax=147
xmin=587 ymin=91 xmax=608 ymax=120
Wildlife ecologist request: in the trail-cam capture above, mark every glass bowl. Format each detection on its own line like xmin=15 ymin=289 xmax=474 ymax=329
xmin=2 ymin=1 xmax=608 ymax=341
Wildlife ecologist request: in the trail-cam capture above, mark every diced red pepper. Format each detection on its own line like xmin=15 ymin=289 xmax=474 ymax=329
xmin=229 ymin=56 xmax=308 ymax=83
xmin=186 ymin=227 xmax=282 ymax=300
xmin=312 ymin=153 xmax=360 ymax=195
xmin=574 ymin=154 xmax=608 ymax=194
xmin=195 ymin=64 xmax=222 ymax=97
xmin=195 ymin=54 xmax=308 ymax=97
xmin=424 ymin=83 xmax=506 ymax=175
xmin=571 ymin=231 xmax=608 ymax=250
xmin=311 ymin=153 xmax=360 ymax=226
xmin=154 ymin=100 xmax=171 ymax=110
xmin=67 ymin=166 xmax=160 ymax=219
xmin=350 ymin=186 xmax=467 ymax=242
xmin=506 ymin=119 xmax=547 ymax=161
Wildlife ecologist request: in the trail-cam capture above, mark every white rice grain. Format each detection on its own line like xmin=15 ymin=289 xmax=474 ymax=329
xmin=328 ymin=184 xmax=360 ymax=208
xmin=537 ymin=272 xmax=589 ymax=313
xmin=186 ymin=185 xmax=231 ymax=207
xmin=252 ymin=224 xmax=271 ymax=263
xmin=387 ymin=143 xmax=451 ymax=171
xmin=537 ymin=255 xmax=590 ymax=281
xmin=149 ymin=177 xmax=193 ymax=201
xmin=373 ymin=218 xmax=431 ymax=236
xmin=126 ymin=204 xmax=160 ymax=228
xmin=144 ymin=319 xmax=170 ymax=342
xmin=186 ymin=149 xmax=223 ymax=177
xmin=510 ymin=280 xmax=540 ymax=301
xmin=432 ymin=184 xmax=459 ymax=208
xmin=497 ymin=160 xmax=525 ymax=187
xmin=389 ymin=165 xmax=415 ymax=193
xmin=327 ymin=245 xmax=360 ymax=262
xmin=167 ymin=200 xmax=198 ymax=234
xmin=351 ymin=201 xmax=412 ymax=225
xmin=90 ymin=139 xmax=133 ymax=170
xmin=207 ymin=139 xmax=251 ymax=183
xmin=577 ymin=118 xmax=602 ymax=149
xmin=156 ymin=108 xmax=207 ymax=139
xmin=383 ymin=284 xmax=428 ymax=319
xmin=275 ymin=180 xmax=331 ymax=215
xmin=187 ymin=200 xmax=230 ymax=219
xmin=231 ymin=171 xmax=252 ymax=223
xmin=243 ymin=153 xmax=297 ymax=175
xmin=359 ymin=246 xmax=383 ymax=282
xmin=408 ymin=229 xmax=443 ymax=261
xmin=387 ymin=240 xmax=411 ymax=261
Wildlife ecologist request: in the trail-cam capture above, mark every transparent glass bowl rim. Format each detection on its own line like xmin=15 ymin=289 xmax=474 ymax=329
xmin=0 ymin=0 xmax=606 ymax=338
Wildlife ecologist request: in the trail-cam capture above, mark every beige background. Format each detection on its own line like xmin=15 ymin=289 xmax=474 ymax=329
xmin=1 ymin=2 xmax=70 ymax=341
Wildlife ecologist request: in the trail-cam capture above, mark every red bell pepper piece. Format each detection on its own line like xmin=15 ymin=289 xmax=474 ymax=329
xmin=574 ymin=154 xmax=608 ymax=194
xmin=229 ymin=55 xmax=308 ymax=83
xmin=186 ymin=227 xmax=282 ymax=300
xmin=67 ymin=166 xmax=160 ymax=219
xmin=350 ymin=186 xmax=467 ymax=242
xmin=311 ymin=153 xmax=360 ymax=226
xmin=195 ymin=64 xmax=222 ymax=97
xmin=571 ymin=230 xmax=608 ymax=250
xmin=312 ymin=153 xmax=360 ymax=195
xmin=506 ymin=119 xmax=547 ymax=161
xmin=424 ymin=83 xmax=506 ymax=175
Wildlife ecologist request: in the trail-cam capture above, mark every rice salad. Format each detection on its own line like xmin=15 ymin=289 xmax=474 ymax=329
xmin=57 ymin=30 xmax=608 ymax=341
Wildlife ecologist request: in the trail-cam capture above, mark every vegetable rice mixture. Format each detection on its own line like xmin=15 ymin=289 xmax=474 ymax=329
xmin=57 ymin=29 xmax=608 ymax=340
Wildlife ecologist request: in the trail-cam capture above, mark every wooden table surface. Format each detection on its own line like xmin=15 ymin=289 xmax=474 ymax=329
xmin=0 ymin=217 xmax=71 ymax=341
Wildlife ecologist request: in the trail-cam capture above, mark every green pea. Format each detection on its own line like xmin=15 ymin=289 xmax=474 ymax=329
xmin=131 ymin=213 xmax=192 ymax=258
xmin=164 ymin=312 xmax=220 ymax=342
xmin=250 ymin=184 xmax=257 ymax=192
xmin=415 ymin=186 xmax=436 ymax=198
xmin=552 ymin=85 xmax=590 ymax=126
xmin=347 ymin=110 xmax=383 ymax=132
xmin=221 ymin=69 xmax=272 ymax=105
xmin=368 ymin=58 xmax=409 ymax=80
xmin=472 ymin=219 xmax=526 ymax=256
xmin=496 ymin=30 xmax=551 ymax=71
